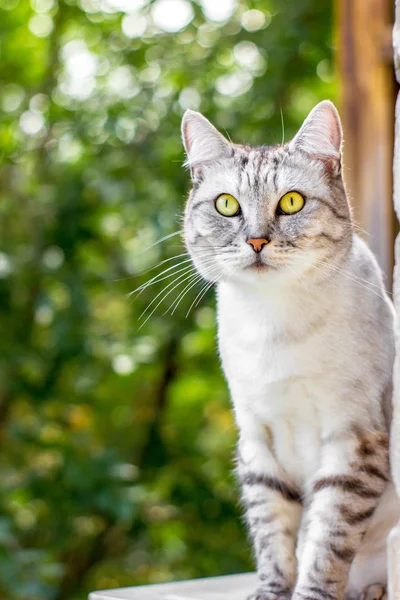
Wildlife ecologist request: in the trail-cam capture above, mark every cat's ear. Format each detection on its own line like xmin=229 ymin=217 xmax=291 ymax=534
xmin=181 ymin=110 xmax=231 ymax=181
xmin=290 ymin=101 xmax=342 ymax=174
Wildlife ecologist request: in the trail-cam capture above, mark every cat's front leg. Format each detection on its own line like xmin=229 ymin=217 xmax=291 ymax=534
xmin=293 ymin=429 xmax=390 ymax=600
xmin=237 ymin=425 xmax=302 ymax=600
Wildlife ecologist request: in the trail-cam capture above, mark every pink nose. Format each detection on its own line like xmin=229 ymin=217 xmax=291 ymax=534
xmin=247 ymin=238 xmax=269 ymax=253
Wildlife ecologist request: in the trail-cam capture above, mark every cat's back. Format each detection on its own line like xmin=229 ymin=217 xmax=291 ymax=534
xmin=345 ymin=233 xmax=395 ymax=356
xmin=348 ymin=234 xmax=393 ymax=309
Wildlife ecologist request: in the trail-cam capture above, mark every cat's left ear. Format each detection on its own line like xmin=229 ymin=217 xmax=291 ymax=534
xmin=290 ymin=100 xmax=342 ymax=175
xmin=181 ymin=110 xmax=231 ymax=181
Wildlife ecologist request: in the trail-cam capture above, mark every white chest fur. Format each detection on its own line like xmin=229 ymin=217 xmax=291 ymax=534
xmin=216 ymin=272 xmax=391 ymax=488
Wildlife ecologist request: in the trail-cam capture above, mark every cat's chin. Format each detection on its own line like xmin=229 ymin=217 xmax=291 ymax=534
xmin=247 ymin=263 xmax=270 ymax=272
xmin=244 ymin=259 xmax=278 ymax=275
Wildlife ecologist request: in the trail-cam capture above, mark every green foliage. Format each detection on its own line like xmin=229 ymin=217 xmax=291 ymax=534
xmin=0 ymin=0 xmax=335 ymax=598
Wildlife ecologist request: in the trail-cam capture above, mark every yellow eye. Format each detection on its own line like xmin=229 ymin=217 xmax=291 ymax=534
xmin=278 ymin=191 xmax=305 ymax=215
xmin=215 ymin=193 xmax=240 ymax=217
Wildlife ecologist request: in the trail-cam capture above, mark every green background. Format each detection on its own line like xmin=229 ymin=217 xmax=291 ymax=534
xmin=0 ymin=0 xmax=334 ymax=598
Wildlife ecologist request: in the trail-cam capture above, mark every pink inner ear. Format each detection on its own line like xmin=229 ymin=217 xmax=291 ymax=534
xmin=325 ymin=108 xmax=341 ymax=153
xmin=182 ymin=121 xmax=193 ymax=154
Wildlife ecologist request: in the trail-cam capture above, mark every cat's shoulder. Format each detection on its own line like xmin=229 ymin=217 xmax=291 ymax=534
xmin=350 ymin=233 xmax=387 ymax=286
xmin=349 ymin=233 xmax=395 ymax=324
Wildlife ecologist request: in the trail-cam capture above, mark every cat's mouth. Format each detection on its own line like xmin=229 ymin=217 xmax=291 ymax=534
xmin=246 ymin=257 xmax=276 ymax=271
xmin=250 ymin=262 xmax=268 ymax=271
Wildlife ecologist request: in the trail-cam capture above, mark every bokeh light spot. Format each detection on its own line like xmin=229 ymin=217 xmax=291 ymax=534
xmin=59 ymin=40 xmax=98 ymax=100
xmin=179 ymin=87 xmax=201 ymax=110
xmin=31 ymin=0 xmax=55 ymax=12
xmin=19 ymin=110 xmax=45 ymax=135
xmin=200 ymin=0 xmax=236 ymax=22
xmin=317 ymin=59 xmax=333 ymax=83
xmin=0 ymin=253 xmax=12 ymax=278
xmin=116 ymin=117 xmax=136 ymax=142
xmin=42 ymin=246 xmax=64 ymax=270
xmin=29 ymin=14 xmax=54 ymax=37
xmin=35 ymin=306 xmax=54 ymax=326
xmin=233 ymin=41 xmax=265 ymax=72
xmin=241 ymin=9 xmax=270 ymax=32
xmin=216 ymin=71 xmax=253 ymax=98
xmin=0 ymin=0 xmax=19 ymax=10
xmin=1 ymin=84 xmax=24 ymax=113
xmin=122 ymin=14 xmax=147 ymax=38
xmin=151 ymin=0 xmax=193 ymax=33
xmin=112 ymin=354 xmax=136 ymax=375
xmin=108 ymin=65 xmax=140 ymax=99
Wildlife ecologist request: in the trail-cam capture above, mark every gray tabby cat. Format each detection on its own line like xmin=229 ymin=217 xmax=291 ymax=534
xmin=180 ymin=102 xmax=399 ymax=600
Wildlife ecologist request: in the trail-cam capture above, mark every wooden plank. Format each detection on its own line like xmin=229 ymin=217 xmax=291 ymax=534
xmin=89 ymin=573 xmax=257 ymax=600
xmin=337 ymin=0 xmax=395 ymax=282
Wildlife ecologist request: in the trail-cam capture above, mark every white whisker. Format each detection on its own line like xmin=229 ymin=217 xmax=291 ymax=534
xmin=137 ymin=258 xmax=218 ymax=327
xmin=186 ymin=273 xmax=221 ymax=317
xmin=170 ymin=273 xmax=205 ymax=315
xmin=169 ymin=262 xmax=218 ymax=315
xmin=129 ymin=259 xmax=194 ymax=297
xmin=138 ymin=269 xmax=197 ymax=321
xmin=112 ymin=252 xmax=190 ymax=282
xmin=314 ymin=258 xmax=391 ymax=297
xmin=142 ymin=230 xmax=181 ymax=252
xmin=308 ymin=259 xmax=389 ymax=301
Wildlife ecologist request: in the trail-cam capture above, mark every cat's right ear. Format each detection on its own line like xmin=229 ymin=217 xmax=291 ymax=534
xmin=181 ymin=110 xmax=231 ymax=181
xmin=290 ymin=101 xmax=342 ymax=176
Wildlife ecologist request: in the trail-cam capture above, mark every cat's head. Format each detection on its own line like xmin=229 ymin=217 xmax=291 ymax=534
xmin=181 ymin=101 xmax=352 ymax=287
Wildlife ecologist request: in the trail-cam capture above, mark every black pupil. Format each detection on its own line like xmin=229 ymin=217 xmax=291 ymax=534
xmin=225 ymin=199 xmax=229 ymax=208
xmin=290 ymin=196 xmax=294 ymax=205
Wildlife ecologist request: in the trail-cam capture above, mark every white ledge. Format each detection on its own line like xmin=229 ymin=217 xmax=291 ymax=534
xmin=89 ymin=573 xmax=257 ymax=600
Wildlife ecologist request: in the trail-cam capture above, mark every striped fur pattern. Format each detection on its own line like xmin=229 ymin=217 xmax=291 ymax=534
xmin=181 ymin=102 xmax=399 ymax=600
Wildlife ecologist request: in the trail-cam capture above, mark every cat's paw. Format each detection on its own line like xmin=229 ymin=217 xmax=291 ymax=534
xmin=247 ymin=588 xmax=291 ymax=600
xmin=360 ymin=584 xmax=386 ymax=600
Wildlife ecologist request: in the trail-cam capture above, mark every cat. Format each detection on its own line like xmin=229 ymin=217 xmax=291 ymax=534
xmin=180 ymin=101 xmax=399 ymax=600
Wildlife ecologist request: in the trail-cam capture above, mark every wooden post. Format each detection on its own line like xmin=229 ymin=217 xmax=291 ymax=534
xmin=389 ymin=4 xmax=400 ymax=597
xmin=337 ymin=0 xmax=395 ymax=282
